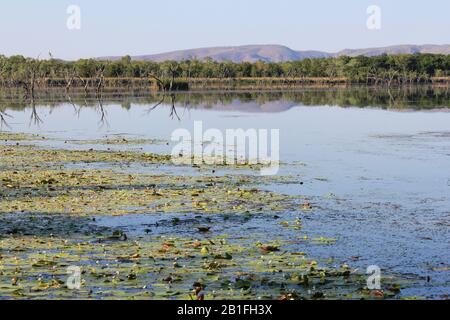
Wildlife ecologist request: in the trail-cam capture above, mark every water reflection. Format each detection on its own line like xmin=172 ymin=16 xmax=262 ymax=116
xmin=0 ymin=85 xmax=449 ymax=129
xmin=0 ymin=108 xmax=10 ymax=129
xmin=1 ymin=86 xmax=449 ymax=111
xmin=146 ymin=93 xmax=182 ymax=120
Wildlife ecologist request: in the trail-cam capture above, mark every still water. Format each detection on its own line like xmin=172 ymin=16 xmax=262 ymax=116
xmin=1 ymin=87 xmax=449 ymax=298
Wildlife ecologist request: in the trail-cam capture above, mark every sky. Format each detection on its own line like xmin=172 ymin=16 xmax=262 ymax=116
xmin=0 ymin=0 xmax=449 ymax=60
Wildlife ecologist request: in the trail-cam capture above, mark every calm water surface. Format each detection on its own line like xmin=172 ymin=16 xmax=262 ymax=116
xmin=1 ymin=88 xmax=449 ymax=298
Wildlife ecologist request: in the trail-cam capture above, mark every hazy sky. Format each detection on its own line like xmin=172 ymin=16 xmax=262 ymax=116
xmin=0 ymin=0 xmax=449 ymax=60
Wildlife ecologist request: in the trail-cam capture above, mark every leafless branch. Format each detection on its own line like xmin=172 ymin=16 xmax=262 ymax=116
xmin=29 ymin=102 xmax=43 ymax=127
xmin=96 ymin=96 xmax=109 ymax=128
xmin=169 ymin=94 xmax=180 ymax=121
xmin=0 ymin=108 xmax=11 ymax=130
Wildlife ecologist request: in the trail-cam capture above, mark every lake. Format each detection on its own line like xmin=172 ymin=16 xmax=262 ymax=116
xmin=0 ymin=86 xmax=449 ymax=299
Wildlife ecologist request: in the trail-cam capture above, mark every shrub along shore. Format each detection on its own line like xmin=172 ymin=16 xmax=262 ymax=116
xmin=0 ymin=53 xmax=449 ymax=92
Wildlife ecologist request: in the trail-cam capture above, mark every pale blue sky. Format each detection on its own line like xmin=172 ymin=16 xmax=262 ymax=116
xmin=0 ymin=0 xmax=449 ymax=60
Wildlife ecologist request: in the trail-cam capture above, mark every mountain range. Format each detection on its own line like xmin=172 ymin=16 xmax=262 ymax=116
xmin=99 ymin=44 xmax=450 ymax=63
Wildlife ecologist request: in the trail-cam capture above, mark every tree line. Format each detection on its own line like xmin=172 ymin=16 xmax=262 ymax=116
xmin=0 ymin=53 xmax=449 ymax=91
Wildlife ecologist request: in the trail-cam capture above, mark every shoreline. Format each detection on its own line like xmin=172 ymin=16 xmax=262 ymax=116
xmin=0 ymin=77 xmax=448 ymax=93
xmin=1 ymin=85 xmax=449 ymax=113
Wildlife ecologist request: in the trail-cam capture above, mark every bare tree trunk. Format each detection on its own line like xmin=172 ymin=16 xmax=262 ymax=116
xmin=96 ymin=67 xmax=105 ymax=97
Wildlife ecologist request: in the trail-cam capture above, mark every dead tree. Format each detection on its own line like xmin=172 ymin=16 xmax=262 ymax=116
xmin=29 ymin=97 xmax=42 ymax=126
xmin=27 ymin=58 xmax=41 ymax=98
xmin=169 ymin=94 xmax=180 ymax=120
xmin=78 ymin=76 xmax=89 ymax=95
xmin=65 ymin=69 xmax=77 ymax=93
xmin=385 ymin=70 xmax=399 ymax=88
xmin=149 ymin=74 xmax=166 ymax=93
xmin=0 ymin=108 xmax=11 ymax=129
xmin=146 ymin=92 xmax=180 ymax=121
xmin=95 ymin=66 xmax=105 ymax=97
xmin=96 ymin=95 xmax=108 ymax=128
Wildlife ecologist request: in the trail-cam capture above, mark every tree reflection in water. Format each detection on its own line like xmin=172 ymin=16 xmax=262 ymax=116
xmin=0 ymin=85 xmax=449 ymax=129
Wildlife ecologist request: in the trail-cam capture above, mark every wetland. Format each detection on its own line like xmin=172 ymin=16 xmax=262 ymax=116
xmin=0 ymin=86 xmax=449 ymax=300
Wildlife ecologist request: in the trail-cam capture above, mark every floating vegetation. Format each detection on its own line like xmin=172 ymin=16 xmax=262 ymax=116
xmin=0 ymin=132 xmax=416 ymax=299
xmin=68 ymin=136 xmax=168 ymax=146
xmin=0 ymin=228 xmax=406 ymax=300
xmin=0 ymin=144 xmax=172 ymax=171
xmin=0 ymin=132 xmax=46 ymax=142
xmin=0 ymin=167 xmax=296 ymax=216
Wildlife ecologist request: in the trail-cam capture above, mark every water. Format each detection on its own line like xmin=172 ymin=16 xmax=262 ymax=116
xmin=1 ymin=87 xmax=449 ymax=298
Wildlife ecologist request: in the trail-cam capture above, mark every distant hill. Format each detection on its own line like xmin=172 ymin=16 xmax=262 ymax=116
xmin=337 ymin=44 xmax=450 ymax=57
xmin=100 ymin=45 xmax=330 ymax=63
xmin=99 ymin=44 xmax=450 ymax=63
